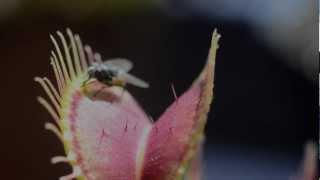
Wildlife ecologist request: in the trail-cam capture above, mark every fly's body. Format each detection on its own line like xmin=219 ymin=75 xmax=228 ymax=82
xmin=87 ymin=58 xmax=149 ymax=88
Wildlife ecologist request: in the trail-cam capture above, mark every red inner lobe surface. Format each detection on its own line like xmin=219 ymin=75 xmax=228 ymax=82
xmin=142 ymin=83 xmax=202 ymax=180
xmin=68 ymin=83 xmax=152 ymax=180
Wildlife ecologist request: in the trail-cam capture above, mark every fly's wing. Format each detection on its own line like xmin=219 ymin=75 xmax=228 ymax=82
xmin=103 ymin=58 xmax=133 ymax=72
xmin=118 ymin=72 xmax=149 ymax=88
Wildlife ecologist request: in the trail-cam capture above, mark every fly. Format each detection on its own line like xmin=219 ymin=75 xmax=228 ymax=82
xmin=87 ymin=58 xmax=149 ymax=89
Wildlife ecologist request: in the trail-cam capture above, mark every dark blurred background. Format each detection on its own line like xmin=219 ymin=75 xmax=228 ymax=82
xmin=0 ymin=0 xmax=318 ymax=179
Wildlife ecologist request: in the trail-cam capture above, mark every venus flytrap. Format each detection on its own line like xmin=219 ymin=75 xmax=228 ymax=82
xmin=35 ymin=28 xmax=220 ymax=180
